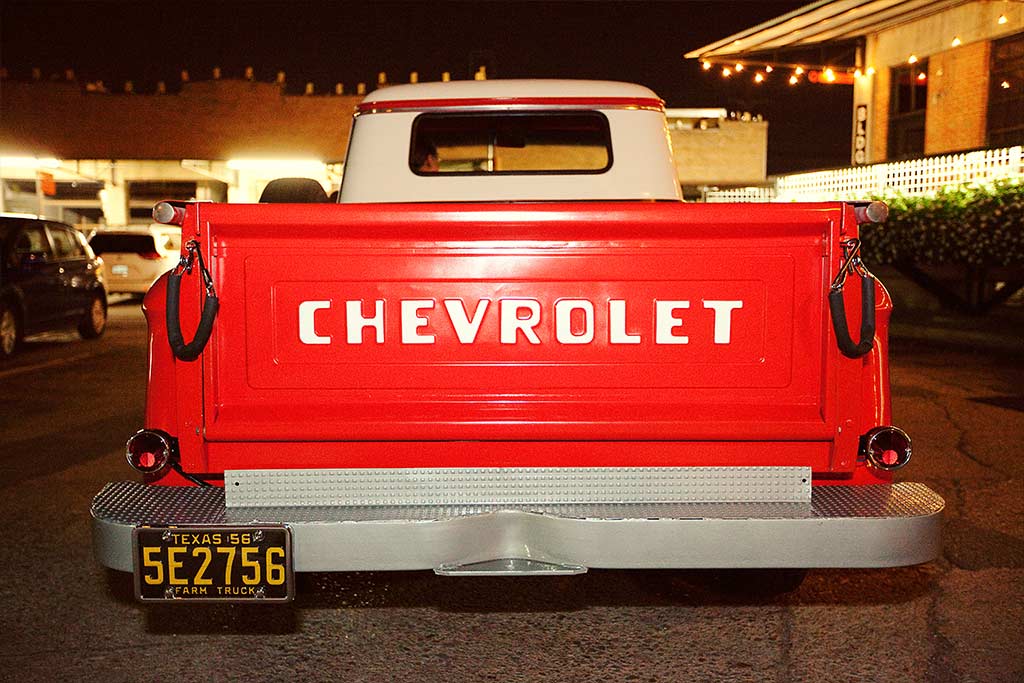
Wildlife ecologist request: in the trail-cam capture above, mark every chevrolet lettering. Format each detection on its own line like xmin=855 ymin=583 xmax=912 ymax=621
xmin=297 ymin=298 xmax=745 ymax=345
xmin=91 ymin=79 xmax=943 ymax=601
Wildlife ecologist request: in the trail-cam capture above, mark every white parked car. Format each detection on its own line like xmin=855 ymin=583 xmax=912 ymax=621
xmin=87 ymin=224 xmax=181 ymax=295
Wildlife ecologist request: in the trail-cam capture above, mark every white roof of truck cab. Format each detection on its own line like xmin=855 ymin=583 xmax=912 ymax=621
xmin=359 ymin=79 xmax=663 ymax=106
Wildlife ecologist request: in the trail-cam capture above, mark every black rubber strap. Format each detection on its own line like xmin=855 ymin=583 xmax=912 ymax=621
xmin=171 ymin=462 xmax=214 ymax=487
xmin=828 ymin=272 xmax=876 ymax=359
xmin=166 ymin=270 xmax=219 ymax=362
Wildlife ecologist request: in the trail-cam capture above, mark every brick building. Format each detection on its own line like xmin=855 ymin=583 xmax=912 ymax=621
xmin=0 ymin=78 xmax=359 ymax=224
xmin=666 ymin=108 xmax=768 ymax=195
xmin=686 ymin=0 xmax=1024 ymax=167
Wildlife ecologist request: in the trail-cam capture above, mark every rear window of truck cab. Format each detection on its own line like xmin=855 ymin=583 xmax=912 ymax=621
xmin=410 ymin=111 xmax=612 ymax=175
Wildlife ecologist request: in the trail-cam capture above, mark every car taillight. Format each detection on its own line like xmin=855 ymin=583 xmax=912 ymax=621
xmin=139 ymin=250 xmax=163 ymax=260
xmin=125 ymin=429 xmax=175 ymax=474
xmin=860 ymin=426 xmax=912 ymax=471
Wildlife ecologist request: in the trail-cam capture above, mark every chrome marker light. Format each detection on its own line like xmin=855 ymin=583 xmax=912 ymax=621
xmin=862 ymin=426 xmax=912 ymax=471
xmin=125 ymin=429 xmax=175 ymax=474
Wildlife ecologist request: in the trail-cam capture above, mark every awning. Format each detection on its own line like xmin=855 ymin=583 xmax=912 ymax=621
xmin=685 ymin=0 xmax=968 ymax=62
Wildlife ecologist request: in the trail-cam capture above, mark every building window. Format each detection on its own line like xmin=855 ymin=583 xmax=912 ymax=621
xmin=988 ymin=32 xmax=1024 ymax=147
xmin=128 ymin=181 xmax=198 ymax=200
xmin=888 ymin=60 xmax=928 ymax=160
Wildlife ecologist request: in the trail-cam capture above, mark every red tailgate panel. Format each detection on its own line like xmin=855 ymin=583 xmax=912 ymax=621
xmin=202 ymin=203 xmax=839 ymax=443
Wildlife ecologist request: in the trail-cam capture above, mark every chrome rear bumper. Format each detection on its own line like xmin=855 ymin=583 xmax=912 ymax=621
xmin=92 ymin=479 xmax=943 ymax=573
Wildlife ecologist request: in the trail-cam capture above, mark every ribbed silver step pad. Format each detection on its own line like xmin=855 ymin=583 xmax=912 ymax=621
xmin=223 ymin=466 xmax=812 ymax=508
xmin=93 ymin=480 xmax=942 ymax=524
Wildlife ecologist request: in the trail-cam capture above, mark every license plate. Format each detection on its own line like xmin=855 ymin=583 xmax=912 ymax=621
xmin=112 ymin=264 xmax=129 ymax=276
xmin=132 ymin=526 xmax=293 ymax=602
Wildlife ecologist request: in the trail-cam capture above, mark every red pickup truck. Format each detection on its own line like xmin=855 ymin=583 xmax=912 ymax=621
xmin=91 ymin=80 xmax=943 ymax=602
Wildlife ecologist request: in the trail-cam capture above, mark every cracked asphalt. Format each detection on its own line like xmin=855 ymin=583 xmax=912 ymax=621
xmin=0 ymin=295 xmax=1021 ymax=682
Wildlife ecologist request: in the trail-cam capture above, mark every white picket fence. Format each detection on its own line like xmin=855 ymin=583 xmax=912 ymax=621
xmin=701 ymin=186 xmax=776 ymax=203
xmin=701 ymin=145 xmax=1024 ymax=202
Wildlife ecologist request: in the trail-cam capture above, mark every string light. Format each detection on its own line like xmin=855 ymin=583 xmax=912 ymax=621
xmin=998 ymin=14 xmax=1008 ymax=25
xmin=908 ymin=54 xmax=918 ymax=64
xmin=917 ymin=72 xmax=927 ymax=81
xmin=951 ymin=36 xmax=962 ymax=47
xmin=700 ymin=59 xmax=877 ymax=87
xmin=1002 ymin=80 xmax=1011 ymax=89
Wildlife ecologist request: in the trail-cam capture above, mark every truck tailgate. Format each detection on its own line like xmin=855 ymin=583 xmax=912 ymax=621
xmin=193 ymin=202 xmax=853 ymax=456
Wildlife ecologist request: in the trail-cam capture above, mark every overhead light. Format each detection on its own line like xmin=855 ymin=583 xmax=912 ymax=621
xmin=998 ymin=14 xmax=1008 ymax=25
xmin=735 ymin=63 xmax=744 ymax=72
xmin=794 ymin=66 xmax=804 ymax=75
xmin=765 ymin=65 xmax=773 ymax=73
xmin=722 ymin=67 xmax=732 ymax=77
xmin=951 ymin=36 xmax=962 ymax=47
xmin=908 ymin=54 xmax=918 ymax=64
xmin=1002 ymin=80 xmax=1011 ymax=89
xmin=917 ymin=72 xmax=927 ymax=81
xmin=226 ymin=158 xmax=325 ymax=174
xmin=0 ymin=156 xmax=61 ymax=170
xmin=754 ymin=72 xmax=765 ymax=83
xmin=789 ymin=75 xmax=799 ymax=85
xmin=702 ymin=60 xmax=712 ymax=70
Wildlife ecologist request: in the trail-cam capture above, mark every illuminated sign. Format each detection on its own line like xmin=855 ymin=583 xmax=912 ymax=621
xmin=853 ymin=105 xmax=868 ymax=165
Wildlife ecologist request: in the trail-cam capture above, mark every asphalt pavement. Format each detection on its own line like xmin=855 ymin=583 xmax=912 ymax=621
xmin=0 ymin=293 xmax=1021 ymax=682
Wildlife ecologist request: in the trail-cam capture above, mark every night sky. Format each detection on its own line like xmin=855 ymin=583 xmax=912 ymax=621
xmin=1 ymin=0 xmax=854 ymax=174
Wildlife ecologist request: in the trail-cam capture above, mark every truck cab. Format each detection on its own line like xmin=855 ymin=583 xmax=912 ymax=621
xmin=91 ymin=80 xmax=942 ymax=602
xmin=341 ymin=80 xmax=679 ymax=202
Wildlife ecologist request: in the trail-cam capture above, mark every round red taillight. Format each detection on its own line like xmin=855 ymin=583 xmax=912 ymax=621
xmin=125 ymin=430 xmax=174 ymax=474
xmin=862 ymin=426 xmax=912 ymax=471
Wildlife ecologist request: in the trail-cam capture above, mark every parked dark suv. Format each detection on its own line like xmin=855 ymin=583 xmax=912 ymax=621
xmin=0 ymin=215 xmax=108 ymax=359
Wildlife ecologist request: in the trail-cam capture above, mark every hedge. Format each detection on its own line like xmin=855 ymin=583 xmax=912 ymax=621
xmin=860 ymin=179 xmax=1024 ymax=268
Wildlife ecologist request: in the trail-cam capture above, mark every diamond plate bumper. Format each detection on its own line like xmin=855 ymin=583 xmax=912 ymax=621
xmin=92 ymin=478 xmax=943 ymax=572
